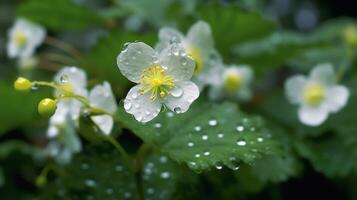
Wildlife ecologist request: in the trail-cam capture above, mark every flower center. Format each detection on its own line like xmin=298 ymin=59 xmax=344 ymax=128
xmin=223 ymin=71 xmax=243 ymax=92
xmin=186 ymin=46 xmax=203 ymax=74
xmin=139 ymin=64 xmax=175 ymax=100
xmin=14 ymin=31 xmax=28 ymax=47
xmin=303 ymin=83 xmax=325 ymax=107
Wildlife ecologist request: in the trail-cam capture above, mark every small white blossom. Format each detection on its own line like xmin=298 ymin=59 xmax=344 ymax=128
xmin=156 ymin=21 xmax=221 ymax=89
xmin=47 ymin=67 xmax=87 ymax=164
xmin=117 ymin=42 xmax=199 ymax=123
xmin=209 ymin=64 xmax=254 ymax=101
xmin=285 ymin=63 xmax=350 ymax=126
xmin=7 ymin=19 xmax=46 ymax=59
xmin=89 ymin=82 xmax=117 ymax=135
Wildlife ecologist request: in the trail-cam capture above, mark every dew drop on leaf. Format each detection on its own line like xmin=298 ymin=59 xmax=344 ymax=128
xmin=153 ymin=123 xmax=162 ymax=128
xmin=160 ymin=171 xmax=170 ymax=179
xmin=217 ymin=133 xmax=224 ymax=138
xmin=208 ymin=119 xmax=218 ymax=126
xmin=84 ymin=179 xmax=96 ymax=187
xmin=187 ymin=142 xmax=194 ymax=147
xmin=194 ymin=126 xmax=201 ymax=132
xmin=203 ymin=151 xmax=210 ymax=156
xmin=236 ymin=126 xmax=244 ymax=132
xmin=236 ymin=139 xmax=247 ymax=146
xmin=202 ymin=135 xmax=208 ymax=141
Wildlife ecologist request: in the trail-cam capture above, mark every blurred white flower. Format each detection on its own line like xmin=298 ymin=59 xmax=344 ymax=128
xmin=285 ymin=63 xmax=350 ymax=126
xmin=209 ymin=64 xmax=254 ymax=101
xmin=89 ymin=82 xmax=117 ymax=135
xmin=156 ymin=21 xmax=221 ymax=89
xmin=117 ymin=42 xmax=199 ymax=123
xmin=7 ymin=19 xmax=46 ymax=59
xmin=46 ymin=67 xmax=87 ymax=164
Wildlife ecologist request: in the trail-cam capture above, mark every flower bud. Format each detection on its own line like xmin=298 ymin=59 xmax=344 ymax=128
xmin=35 ymin=175 xmax=47 ymax=187
xmin=38 ymin=98 xmax=57 ymax=117
xmin=14 ymin=77 xmax=32 ymax=91
xmin=342 ymin=26 xmax=357 ymax=47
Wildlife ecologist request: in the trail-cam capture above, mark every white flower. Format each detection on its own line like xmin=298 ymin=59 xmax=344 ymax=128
xmin=209 ymin=64 xmax=254 ymax=101
xmin=46 ymin=67 xmax=87 ymax=163
xmin=117 ymin=42 xmax=199 ymax=123
xmin=156 ymin=21 xmax=220 ymax=88
xmin=89 ymin=82 xmax=118 ymax=135
xmin=285 ymin=63 xmax=350 ymax=126
xmin=7 ymin=19 xmax=46 ymax=59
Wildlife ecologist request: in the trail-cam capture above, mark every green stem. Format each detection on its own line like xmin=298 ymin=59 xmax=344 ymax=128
xmin=106 ymin=135 xmax=133 ymax=172
xmin=44 ymin=36 xmax=84 ymax=62
xmin=337 ymin=47 xmax=355 ymax=82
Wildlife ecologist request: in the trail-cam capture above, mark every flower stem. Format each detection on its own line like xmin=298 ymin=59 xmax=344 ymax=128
xmin=44 ymin=36 xmax=84 ymax=62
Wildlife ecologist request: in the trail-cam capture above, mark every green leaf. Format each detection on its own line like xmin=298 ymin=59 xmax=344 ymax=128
xmin=0 ymin=81 xmax=48 ymax=135
xmin=43 ymin=145 xmax=195 ymax=199
xmin=194 ymin=4 xmax=276 ymax=58
xmin=17 ymin=0 xmax=104 ymax=30
xmin=116 ymin=102 xmax=280 ymax=172
xmin=82 ymin=31 xmax=156 ymax=96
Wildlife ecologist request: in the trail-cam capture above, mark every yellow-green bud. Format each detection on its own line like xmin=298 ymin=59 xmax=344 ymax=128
xmin=38 ymin=98 xmax=57 ymax=117
xmin=342 ymin=26 xmax=357 ymax=47
xmin=14 ymin=77 xmax=32 ymax=91
xmin=35 ymin=176 xmax=47 ymax=187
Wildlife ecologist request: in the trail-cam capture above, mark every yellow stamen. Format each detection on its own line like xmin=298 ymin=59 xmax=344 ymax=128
xmin=223 ymin=71 xmax=243 ymax=93
xmin=303 ymin=83 xmax=325 ymax=107
xmin=186 ymin=46 xmax=203 ymax=74
xmin=14 ymin=31 xmax=28 ymax=47
xmin=139 ymin=65 xmax=175 ymax=100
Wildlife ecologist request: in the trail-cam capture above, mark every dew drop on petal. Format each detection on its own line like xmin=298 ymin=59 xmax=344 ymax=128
xmin=124 ymin=102 xmax=132 ymax=110
xmin=134 ymin=104 xmax=140 ymax=109
xmin=60 ymin=75 xmax=69 ymax=84
xmin=171 ymin=87 xmax=183 ymax=98
xmin=174 ymin=107 xmax=182 ymax=113
xmin=131 ymin=92 xmax=138 ymax=99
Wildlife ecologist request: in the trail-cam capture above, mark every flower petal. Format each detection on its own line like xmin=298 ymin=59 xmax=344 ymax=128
xmin=310 ymin=63 xmax=336 ymax=86
xmin=285 ymin=75 xmax=307 ymax=104
xmin=54 ymin=66 xmax=87 ymax=96
xmin=91 ymin=115 xmax=114 ymax=135
xmin=298 ymin=106 xmax=329 ymax=126
xmin=124 ymin=85 xmax=162 ymax=123
xmin=89 ymin=82 xmax=117 ymax=113
xmin=325 ymin=85 xmax=350 ymax=113
xmin=117 ymin=42 xmax=156 ymax=83
xmin=158 ymin=44 xmax=195 ymax=81
xmin=156 ymin=27 xmax=184 ymax=52
xmin=164 ymin=81 xmax=199 ymax=113
xmin=186 ymin=21 xmax=214 ymax=52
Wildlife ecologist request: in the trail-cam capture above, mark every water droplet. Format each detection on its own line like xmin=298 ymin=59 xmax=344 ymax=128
xmin=171 ymin=87 xmax=183 ymax=97
xmin=131 ymin=92 xmax=138 ymax=99
xmin=160 ymin=171 xmax=170 ymax=179
xmin=195 ymin=154 xmax=201 ymax=158
xmin=250 ymin=127 xmax=256 ymax=132
xmin=202 ymin=135 xmax=208 ymax=141
xmin=161 ymin=65 xmax=168 ymax=70
xmin=146 ymin=111 xmax=151 ymax=115
xmin=208 ymin=119 xmax=218 ymax=126
xmin=134 ymin=104 xmax=140 ymax=109
xmin=217 ymin=133 xmax=224 ymax=138
xmin=147 ymin=188 xmax=155 ymax=194
xmin=60 ymin=74 xmax=69 ymax=84
xmin=188 ymin=162 xmax=197 ymax=168
xmin=174 ymin=107 xmax=182 ymax=113
xmin=124 ymin=102 xmax=132 ymax=110
xmin=236 ymin=126 xmax=244 ymax=132
xmin=194 ymin=126 xmax=201 ymax=132
xmin=122 ymin=42 xmax=130 ymax=51
xmin=187 ymin=142 xmax=194 ymax=147
xmin=257 ymin=137 xmax=264 ymax=142
xmin=31 ymin=83 xmax=39 ymax=90
xmin=236 ymin=139 xmax=247 ymax=146
xmin=153 ymin=123 xmax=162 ymax=128
xmin=160 ymin=156 xmax=167 ymax=163
xmin=203 ymin=151 xmax=210 ymax=156
xmin=81 ymin=163 xmax=89 ymax=170
xmin=136 ymin=115 xmax=143 ymax=122
xmin=115 ymin=165 xmax=123 ymax=172
xmin=166 ymin=112 xmax=174 ymax=117
xmin=215 ymin=162 xmax=223 ymax=170
xmin=84 ymin=179 xmax=96 ymax=187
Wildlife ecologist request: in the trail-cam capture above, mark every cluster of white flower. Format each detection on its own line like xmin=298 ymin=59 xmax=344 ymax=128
xmin=47 ymin=67 xmax=117 ymax=163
